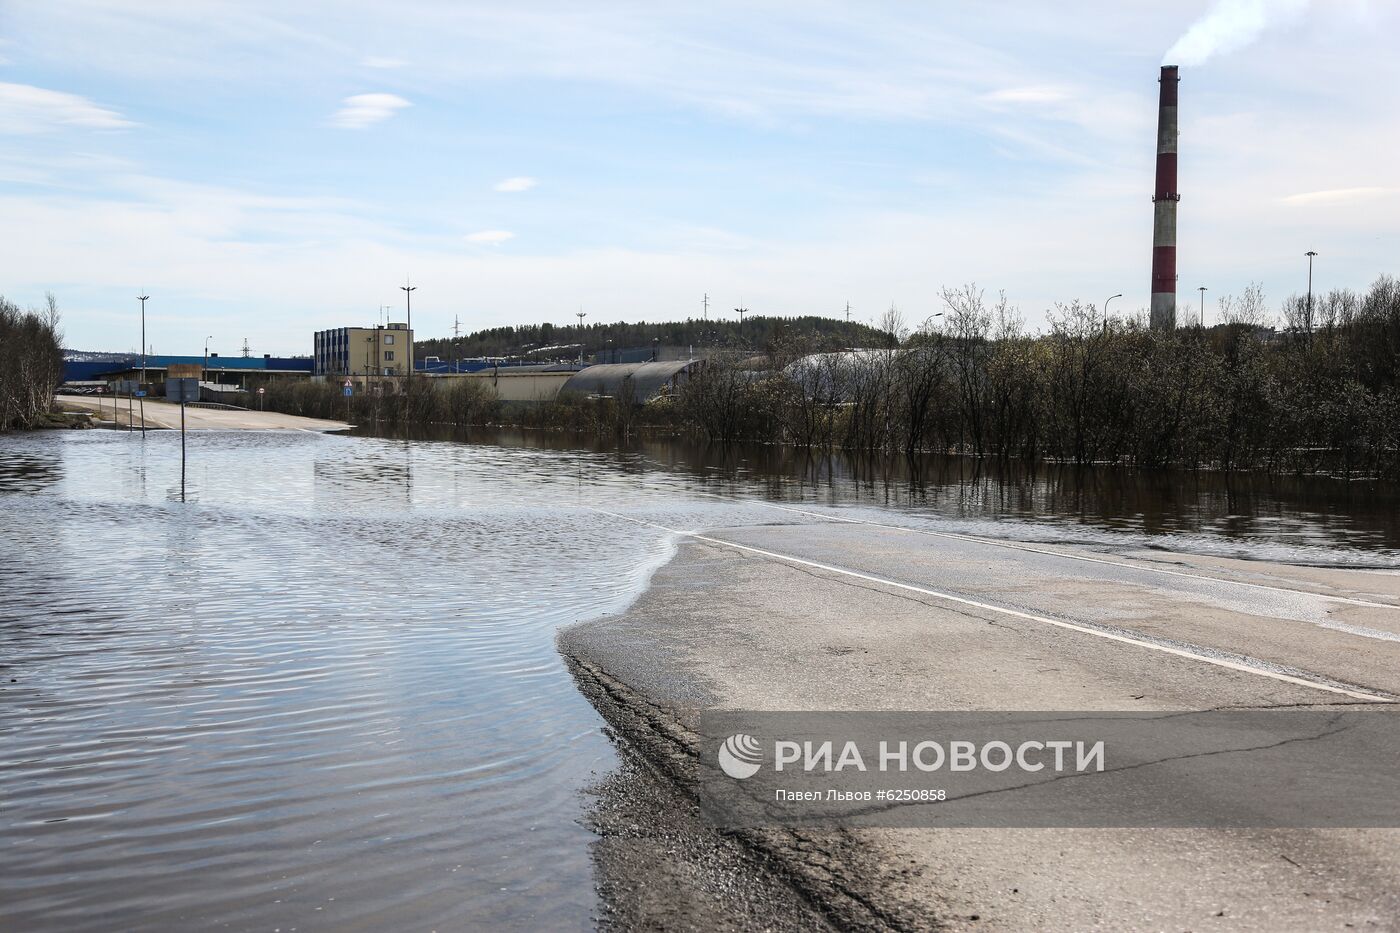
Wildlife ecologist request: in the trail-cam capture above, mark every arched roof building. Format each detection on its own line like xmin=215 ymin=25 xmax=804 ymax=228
xmin=559 ymin=360 xmax=700 ymax=402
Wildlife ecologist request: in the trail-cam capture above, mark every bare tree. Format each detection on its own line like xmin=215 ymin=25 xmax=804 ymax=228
xmin=939 ymin=284 xmax=994 ymax=455
xmin=1219 ymin=281 xmax=1270 ymax=328
xmin=0 ymin=294 xmax=64 ymax=431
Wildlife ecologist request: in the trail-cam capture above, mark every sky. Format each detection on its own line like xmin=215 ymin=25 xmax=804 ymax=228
xmin=1 ymin=0 xmax=1397 ymax=355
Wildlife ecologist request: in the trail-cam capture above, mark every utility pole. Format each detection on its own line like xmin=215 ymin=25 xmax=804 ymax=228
xmin=400 ymin=279 xmax=416 ymax=374
xmin=734 ymin=307 xmax=748 ymax=342
xmin=137 ymin=294 xmax=149 ymax=436
xmin=241 ymin=338 xmax=251 ymax=358
xmin=1305 ymin=251 xmax=1318 ymax=343
xmin=452 ymin=315 xmax=461 ymax=372
xmin=1198 ymin=286 xmax=1207 ymax=328
xmin=844 ymin=301 xmax=851 ymax=323
xmin=576 ymin=309 xmax=587 ymax=363
xmin=702 ymin=293 xmax=709 ymax=322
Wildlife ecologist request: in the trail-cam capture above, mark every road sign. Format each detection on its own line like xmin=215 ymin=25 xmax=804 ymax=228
xmin=135 ymin=390 xmax=147 ymax=398
xmin=343 ymin=386 xmax=353 ymax=397
xmin=257 ymin=387 xmax=265 ymax=395
xmin=165 ymin=377 xmax=200 ymax=404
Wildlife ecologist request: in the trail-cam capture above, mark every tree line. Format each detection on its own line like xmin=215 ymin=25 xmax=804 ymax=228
xmin=260 ymin=274 xmax=1399 ymax=479
xmin=1 ymin=294 xmax=64 ymax=431
xmin=678 ymin=277 xmax=1400 ymax=478
xmin=414 ymin=315 xmax=885 ymax=360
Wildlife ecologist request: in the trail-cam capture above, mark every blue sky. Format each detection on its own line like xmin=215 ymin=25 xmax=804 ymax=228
xmin=1 ymin=1 xmax=1397 ymax=355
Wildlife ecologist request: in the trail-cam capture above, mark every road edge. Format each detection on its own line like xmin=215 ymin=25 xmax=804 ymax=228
xmin=559 ymin=646 xmax=940 ymax=932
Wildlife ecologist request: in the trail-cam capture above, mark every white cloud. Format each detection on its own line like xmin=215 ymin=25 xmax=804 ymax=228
xmin=493 ymin=176 xmax=537 ymax=192
xmin=465 ymin=229 xmax=515 ymax=244
xmin=0 ymin=82 xmax=133 ymax=133
xmin=1281 ymin=187 xmax=1400 ymax=206
xmin=330 ymin=92 xmax=410 ymax=128
xmin=361 ymin=56 xmax=406 ymax=69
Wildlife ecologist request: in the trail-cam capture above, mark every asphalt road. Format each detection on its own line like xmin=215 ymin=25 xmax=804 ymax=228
xmin=59 ymin=395 xmax=351 ymax=432
xmin=562 ymin=510 xmax=1400 ymax=931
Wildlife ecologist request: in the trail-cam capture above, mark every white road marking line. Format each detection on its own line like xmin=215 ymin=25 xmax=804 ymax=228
xmin=591 ymin=507 xmax=1394 ymax=704
xmin=678 ymin=490 xmax=1400 ymax=612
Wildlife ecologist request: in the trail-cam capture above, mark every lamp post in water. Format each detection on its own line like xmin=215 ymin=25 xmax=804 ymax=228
xmin=137 ymin=294 xmax=149 ymax=435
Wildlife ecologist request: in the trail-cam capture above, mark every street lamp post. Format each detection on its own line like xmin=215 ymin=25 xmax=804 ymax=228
xmin=203 ymin=335 xmax=214 ymax=383
xmin=1198 ymin=286 xmax=1207 ymax=328
xmin=137 ymin=294 xmax=149 ymax=435
xmin=1103 ymin=294 xmax=1122 ymax=335
xmin=576 ymin=310 xmax=587 ymax=363
xmin=400 ymin=280 xmax=416 ymax=374
xmin=1305 ymin=251 xmax=1318 ymax=342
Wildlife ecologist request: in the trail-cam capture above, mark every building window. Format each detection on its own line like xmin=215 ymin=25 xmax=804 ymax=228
xmin=384 ymin=350 xmax=395 ymax=361
xmin=384 ymin=334 xmax=395 ymax=345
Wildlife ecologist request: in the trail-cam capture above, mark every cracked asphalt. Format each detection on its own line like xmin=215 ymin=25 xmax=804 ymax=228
xmin=562 ymin=516 xmax=1400 ymax=931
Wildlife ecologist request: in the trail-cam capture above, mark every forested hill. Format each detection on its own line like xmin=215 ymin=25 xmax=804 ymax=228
xmin=415 ymin=315 xmax=889 ymax=359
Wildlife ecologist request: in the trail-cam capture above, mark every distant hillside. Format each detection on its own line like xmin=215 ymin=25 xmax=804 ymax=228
xmin=415 ymin=315 xmax=890 ymax=359
xmin=63 ymin=349 xmax=137 ymax=362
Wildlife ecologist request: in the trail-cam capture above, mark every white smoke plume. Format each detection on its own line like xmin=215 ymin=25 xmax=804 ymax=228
xmin=1165 ymin=0 xmax=1311 ymax=65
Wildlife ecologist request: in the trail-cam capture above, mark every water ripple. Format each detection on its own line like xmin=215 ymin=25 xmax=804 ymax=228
xmin=2 ymin=427 xmax=1396 ymax=930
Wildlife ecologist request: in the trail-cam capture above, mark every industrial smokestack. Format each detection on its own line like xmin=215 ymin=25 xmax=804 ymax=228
xmin=1150 ymin=65 xmax=1180 ymax=331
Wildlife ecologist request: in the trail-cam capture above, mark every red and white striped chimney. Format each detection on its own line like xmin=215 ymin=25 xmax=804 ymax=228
xmin=1150 ymin=65 xmax=1180 ymax=331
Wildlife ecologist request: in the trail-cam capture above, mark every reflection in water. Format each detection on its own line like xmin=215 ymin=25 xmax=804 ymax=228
xmin=1 ymin=430 xmax=693 ymax=930
xmin=0 ymin=445 xmax=63 ymax=494
xmin=366 ymin=424 xmax=1400 ymax=564
xmin=2 ymin=427 xmax=1398 ymax=931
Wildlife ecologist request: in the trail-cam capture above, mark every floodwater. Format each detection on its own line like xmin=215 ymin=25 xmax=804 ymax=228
xmin=372 ymin=425 xmax=1400 ymax=565
xmin=2 ymin=427 xmax=1398 ymax=930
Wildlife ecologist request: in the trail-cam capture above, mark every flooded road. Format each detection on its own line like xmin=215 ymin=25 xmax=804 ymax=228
xmin=3 ymin=427 xmax=1399 ymax=930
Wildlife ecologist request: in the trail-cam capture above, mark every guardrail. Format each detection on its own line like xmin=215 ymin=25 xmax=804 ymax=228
xmin=186 ymin=401 xmax=249 ymax=411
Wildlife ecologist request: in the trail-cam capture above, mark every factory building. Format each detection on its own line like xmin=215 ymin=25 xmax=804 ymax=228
xmin=558 ymin=360 xmax=699 ymax=402
xmin=82 ymin=354 xmax=312 ymax=392
xmin=313 ymin=323 xmax=413 ymax=377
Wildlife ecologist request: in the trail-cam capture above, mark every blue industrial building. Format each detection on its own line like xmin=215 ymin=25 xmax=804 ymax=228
xmin=66 ymin=354 xmax=313 ymax=390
